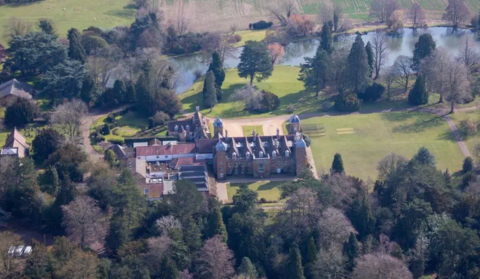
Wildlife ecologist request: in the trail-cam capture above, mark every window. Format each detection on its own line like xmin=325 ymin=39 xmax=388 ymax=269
xmin=144 ymin=188 xmax=150 ymax=197
xmin=246 ymin=152 xmax=250 ymax=159
xmin=259 ymin=164 xmax=265 ymax=173
xmin=294 ymin=126 xmax=297 ymax=132
xmin=285 ymin=150 xmax=290 ymax=157
xmin=259 ymin=151 xmax=264 ymax=158
xmin=272 ymin=151 xmax=277 ymax=158
xmin=232 ymin=152 xmax=237 ymax=159
xmin=219 ymin=167 xmax=223 ymax=172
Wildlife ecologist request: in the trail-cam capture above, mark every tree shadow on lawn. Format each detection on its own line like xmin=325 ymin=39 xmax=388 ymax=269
xmin=257 ymin=182 xmax=283 ymax=191
xmin=391 ymin=115 xmax=444 ymax=133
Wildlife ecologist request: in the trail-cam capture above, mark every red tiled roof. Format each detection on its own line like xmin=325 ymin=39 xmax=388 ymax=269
xmin=136 ymin=143 xmax=196 ymax=156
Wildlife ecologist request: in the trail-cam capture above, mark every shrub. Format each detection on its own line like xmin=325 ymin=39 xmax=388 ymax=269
xmin=334 ymin=94 xmax=361 ymax=112
xmin=259 ymin=90 xmax=280 ymax=112
xmin=461 ymin=171 xmax=477 ymax=189
xmin=4 ymin=99 xmax=38 ymax=129
xmin=109 ymin=138 xmax=124 ymax=145
xmin=321 ymin=101 xmax=334 ymax=111
xmin=228 ymin=34 xmax=242 ymax=43
xmin=32 ymin=128 xmax=64 ymax=164
xmin=302 ymin=134 xmax=311 ymax=147
xmin=102 ymin=124 xmax=111 ymax=135
xmin=106 ymin=113 xmax=116 ymax=123
xmin=459 ymin=118 xmax=477 ymax=138
xmin=251 ymin=20 xmax=273 ymax=30
xmin=95 ymin=135 xmax=105 ymax=142
xmin=359 ymin=82 xmax=385 ymax=102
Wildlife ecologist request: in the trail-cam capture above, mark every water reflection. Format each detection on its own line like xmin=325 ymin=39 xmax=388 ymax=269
xmin=171 ymin=27 xmax=480 ymax=94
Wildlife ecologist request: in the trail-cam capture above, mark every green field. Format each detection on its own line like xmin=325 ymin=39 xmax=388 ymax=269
xmin=181 ymin=66 xmax=326 ymax=118
xmin=227 ymin=181 xmax=284 ymax=202
xmin=0 ymin=0 xmax=135 ymax=45
xmin=243 ymin=125 xmax=264 ymax=136
xmin=306 ymin=111 xmax=465 ymax=180
xmin=234 ymin=30 xmax=267 ymax=47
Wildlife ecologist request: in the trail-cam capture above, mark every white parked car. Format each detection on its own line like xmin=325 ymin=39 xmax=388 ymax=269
xmin=8 ymin=245 xmax=32 ymax=257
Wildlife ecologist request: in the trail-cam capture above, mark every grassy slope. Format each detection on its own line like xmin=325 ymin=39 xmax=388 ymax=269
xmin=227 ymin=181 xmax=284 ymax=202
xmin=181 ymin=66 xmax=326 ymax=118
xmin=0 ymin=0 xmax=135 ymax=45
xmin=306 ymin=112 xmax=465 ymax=180
xmin=91 ymin=111 xmax=148 ymax=141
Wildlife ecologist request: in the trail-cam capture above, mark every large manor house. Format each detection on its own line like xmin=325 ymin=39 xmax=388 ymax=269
xmin=110 ymin=107 xmax=310 ymax=199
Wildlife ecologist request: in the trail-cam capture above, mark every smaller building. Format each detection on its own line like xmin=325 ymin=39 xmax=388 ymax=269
xmin=0 ymin=79 xmax=33 ymax=107
xmin=1 ymin=129 xmax=29 ymax=158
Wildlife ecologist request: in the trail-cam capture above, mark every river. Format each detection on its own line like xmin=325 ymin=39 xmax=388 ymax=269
xmin=171 ymin=27 xmax=480 ymax=94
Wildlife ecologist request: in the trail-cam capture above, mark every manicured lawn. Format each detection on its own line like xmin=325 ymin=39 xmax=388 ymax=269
xmin=227 ymin=181 xmax=284 ymax=202
xmin=181 ymin=66 xmax=326 ymax=118
xmin=91 ymin=110 xmax=148 ymax=143
xmin=234 ymin=30 xmax=267 ymax=47
xmin=306 ymin=111 xmax=465 ymax=180
xmin=242 ymin=125 xmax=264 ymax=136
xmin=450 ymin=110 xmax=480 ymax=159
xmin=0 ymin=0 xmax=135 ymax=45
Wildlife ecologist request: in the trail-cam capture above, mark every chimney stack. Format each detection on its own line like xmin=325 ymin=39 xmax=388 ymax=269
xmin=225 ymin=130 xmax=228 ymax=138
xmin=276 ymin=128 xmax=279 ymax=137
xmin=195 ymin=106 xmax=200 ymax=112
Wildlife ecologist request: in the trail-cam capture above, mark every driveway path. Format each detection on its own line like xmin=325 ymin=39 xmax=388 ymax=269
xmin=81 ymin=105 xmax=132 ymax=163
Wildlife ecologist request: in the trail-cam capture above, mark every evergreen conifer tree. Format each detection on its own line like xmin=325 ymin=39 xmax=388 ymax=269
xmin=343 ymin=233 xmax=359 ymax=271
xmin=126 ymin=81 xmax=137 ymax=103
xmin=413 ymin=147 xmax=436 ymax=166
xmin=408 ymin=75 xmax=428 ymax=105
xmin=462 ymin=157 xmax=474 ymax=174
xmin=365 ymin=42 xmax=374 ymax=78
xmin=320 ymin=24 xmax=333 ymax=54
xmin=208 ymin=52 xmax=226 ymax=88
xmin=287 ymin=246 xmax=305 ymax=279
xmin=299 ymin=47 xmax=331 ymax=98
xmin=207 ymin=206 xmax=228 ymax=242
xmin=306 ymin=237 xmax=317 ymax=264
xmin=182 ymin=216 xmax=203 ymax=252
xmin=203 ymin=71 xmax=217 ymax=110
xmin=67 ymin=28 xmax=87 ymax=64
xmin=39 ymin=19 xmax=55 ymax=35
xmin=112 ymin=80 xmax=127 ymax=103
xmin=238 ymin=41 xmax=273 ymax=85
xmin=238 ymin=257 xmax=258 ymax=279
xmin=412 ymin=34 xmax=436 ymax=72
xmin=347 ymin=35 xmax=370 ymax=93
xmin=331 ymin=153 xmax=345 ymax=174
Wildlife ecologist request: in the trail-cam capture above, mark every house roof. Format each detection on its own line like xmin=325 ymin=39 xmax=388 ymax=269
xmin=289 ymin=114 xmax=301 ymax=124
xmin=136 ymin=143 xmax=196 ymax=157
xmin=3 ymin=129 xmax=29 ymax=158
xmin=0 ymin=79 xmax=33 ymax=100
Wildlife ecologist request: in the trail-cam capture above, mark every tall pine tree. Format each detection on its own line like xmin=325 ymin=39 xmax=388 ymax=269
xmin=320 ymin=24 xmax=333 ymax=54
xmin=343 ymin=233 xmax=359 ymax=271
xmin=67 ymin=28 xmax=87 ymax=64
xmin=208 ymin=51 xmax=226 ymax=88
xmin=287 ymin=245 xmax=306 ymax=279
xmin=365 ymin=41 xmax=374 ymax=78
xmin=203 ymin=71 xmax=218 ymax=111
xmin=207 ymin=206 xmax=228 ymax=242
xmin=238 ymin=257 xmax=258 ymax=279
xmin=347 ymin=35 xmax=370 ymax=93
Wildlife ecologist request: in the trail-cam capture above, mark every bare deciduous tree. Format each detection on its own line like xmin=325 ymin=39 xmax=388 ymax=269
xmin=62 ymin=196 xmax=107 ymax=248
xmin=442 ymin=0 xmax=471 ymax=28
xmin=230 ymin=86 xmax=263 ymax=111
xmin=445 ymin=60 xmax=472 ymax=113
xmin=50 ymin=99 xmax=88 ymax=142
xmin=146 ymin=236 xmax=173 ymax=274
xmin=372 ymin=32 xmax=389 ymax=79
xmin=3 ymin=17 xmax=32 ymax=42
xmin=267 ymin=43 xmax=285 ymax=65
xmin=0 ymin=231 xmax=24 ymax=278
xmin=352 ymin=253 xmax=413 ymax=279
xmin=284 ymin=188 xmax=322 ymax=234
xmin=318 ymin=207 xmax=356 ymax=247
xmin=420 ymin=48 xmax=450 ymax=102
xmin=383 ymin=66 xmax=396 ymax=100
xmin=268 ymin=0 xmax=297 ymax=26
xmin=156 ymin=215 xmax=182 ymax=236
xmin=331 ymin=46 xmax=350 ymax=94
xmin=457 ymin=36 xmax=480 ymax=72
xmin=87 ymin=45 xmax=123 ymax=89
xmin=370 ymin=0 xmax=400 ymax=23
xmin=319 ymin=2 xmax=334 ymax=24
xmin=196 ymin=235 xmax=235 ymax=279
xmin=406 ymin=2 xmax=426 ymax=28
xmin=377 ymin=153 xmax=407 ymax=181
xmin=317 ymin=246 xmax=348 ymax=279
xmin=392 ymin=55 xmax=413 ymax=92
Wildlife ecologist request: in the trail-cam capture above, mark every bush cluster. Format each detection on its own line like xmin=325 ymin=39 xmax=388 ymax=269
xmin=249 ymin=20 xmax=273 ymax=30
xmin=334 ymin=94 xmax=361 ymax=112
xmin=359 ymin=82 xmax=385 ymax=102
